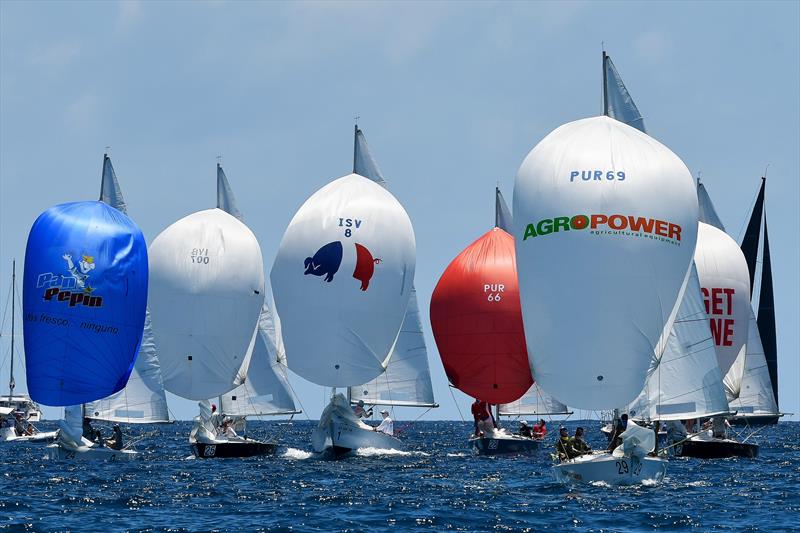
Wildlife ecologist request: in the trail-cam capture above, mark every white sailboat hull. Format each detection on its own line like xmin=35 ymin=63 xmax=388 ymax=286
xmin=45 ymin=441 xmax=137 ymax=461
xmin=312 ymin=394 xmax=403 ymax=455
xmin=0 ymin=427 xmax=58 ymax=443
xmin=553 ymin=452 xmax=667 ymax=486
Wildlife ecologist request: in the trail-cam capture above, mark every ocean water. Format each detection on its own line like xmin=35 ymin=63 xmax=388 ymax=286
xmin=1 ymin=420 xmax=798 ymax=532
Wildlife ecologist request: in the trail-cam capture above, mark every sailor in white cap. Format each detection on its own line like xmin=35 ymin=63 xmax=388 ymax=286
xmin=374 ymin=409 xmax=394 ymax=436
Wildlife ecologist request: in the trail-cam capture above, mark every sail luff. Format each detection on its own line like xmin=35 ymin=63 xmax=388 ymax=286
xmin=602 ymin=50 xmax=609 ymax=116
xmin=603 ymin=53 xmax=646 ymax=133
xmin=99 ymin=154 xmax=128 ymax=214
xmin=740 ymin=178 xmax=765 ymax=299
xmin=495 ymin=187 xmax=513 ymax=233
xmin=756 ymin=217 xmax=778 ymax=410
xmin=216 ymin=164 xmax=244 ymax=222
xmin=697 ymin=180 xmax=726 ymax=231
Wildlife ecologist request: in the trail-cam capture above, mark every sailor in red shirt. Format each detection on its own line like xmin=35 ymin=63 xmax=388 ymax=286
xmin=471 ymin=399 xmax=495 ymax=437
xmin=531 ymin=418 xmax=547 ymax=440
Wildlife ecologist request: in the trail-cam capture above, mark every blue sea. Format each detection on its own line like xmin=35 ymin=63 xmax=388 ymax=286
xmin=1 ymin=420 xmax=798 ymax=532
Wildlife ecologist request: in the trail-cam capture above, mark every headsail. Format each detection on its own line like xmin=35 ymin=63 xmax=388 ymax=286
xmin=697 ymin=180 xmax=725 ymax=231
xmin=348 ymin=126 xmax=435 ymax=407
xmin=514 ymin=116 xmax=697 ymax=409
xmin=723 ymin=310 xmax=778 ymax=417
xmin=86 ymin=154 xmax=170 ymax=423
xmin=626 ymin=262 xmax=730 ymax=421
xmin=499 ymin=382 xmax=571 ymax=417
xmin=755 ymin=218 xmax=778 ymax=411
xmin=271 ymin=173 xmax=416 ymax=387
xmin=603 ymin=51 xmax=646 ymax=133
xmin=495 ymin=187 xmax=513 ymax=233
xmin=740 ymin=178 xmax=765 ymax=298
xmin=217 ymin=163 xmax=243 ymax=221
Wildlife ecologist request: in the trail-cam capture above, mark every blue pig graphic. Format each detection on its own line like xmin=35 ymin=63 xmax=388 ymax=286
xmin=304 ymin=241 xmax=343 ymax=282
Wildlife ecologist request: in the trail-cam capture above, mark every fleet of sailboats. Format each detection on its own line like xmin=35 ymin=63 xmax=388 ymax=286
xmin=3 ymin=50 xmax=786 ymax=483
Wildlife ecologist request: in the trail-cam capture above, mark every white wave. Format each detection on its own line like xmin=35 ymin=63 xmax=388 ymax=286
xmin=283 ymin=447 xmax=313 ymax=460
xmin=640 ymin=478 xmax=661 ymax=487
xmin=447 ymin=452 xmax=468 ymax=457
xmin=183 ymin=455 xmax=195 ymax=460
xmin=355 ymin=447 xmax=429 ymax=457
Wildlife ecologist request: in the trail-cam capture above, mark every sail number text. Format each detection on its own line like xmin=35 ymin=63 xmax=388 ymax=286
xmin=484 ymin=283 xmax=505 ymax=302
xmin=191 ymin=248 xmax=210 ymax=264
xmin=338 ymin=217 xmax=362 ymax=238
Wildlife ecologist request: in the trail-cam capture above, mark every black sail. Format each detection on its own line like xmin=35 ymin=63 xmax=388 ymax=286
xmin=740 ymin=178 xmax=765 ymax=298
xmin=757 ymin=218 xmax=778 ymax=410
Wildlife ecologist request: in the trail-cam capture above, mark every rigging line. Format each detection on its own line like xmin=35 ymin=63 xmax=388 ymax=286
xmin=447 ymin=384 xmax=465 ymax=423
xmin=735 ymin=182 xmax=762 ymax=244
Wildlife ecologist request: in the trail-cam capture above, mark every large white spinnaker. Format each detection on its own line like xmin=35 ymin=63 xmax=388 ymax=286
xmin=85 ymin=154 xmax=169 ymax=423
xmin=148 ymin=208 xmax=265 ymax=400
xmin=513 ymin=116 xmax=698 ymax=410
xmin=626 ymin=263 xmax=730 ymax=421
xmin=694 ymin=223 xmax=750 ymax=377
xmin=271 ymin=173 xmax=415 ymax=387
xmin=348 ymin=290 xmax=436 ymax=406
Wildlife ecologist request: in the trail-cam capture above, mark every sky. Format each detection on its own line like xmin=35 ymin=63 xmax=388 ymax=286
xmin=1 ymin=1 xmax=798 ymax=422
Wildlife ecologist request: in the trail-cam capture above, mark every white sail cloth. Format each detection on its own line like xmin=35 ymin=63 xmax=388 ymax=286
xmin=697 ymin=181 xmax=725 ymax=232
xmin=499 ymin=382 xmax=570 ymax=417
xmin=271 ymin=173 xmax=416 ymax=387
xmin=348 ymin=289 xmax=435 ymax=407
xmin=723 ymin=310 xmax=779 ymax=417
xmin=513 ymin=116 xmax=697 ymax=409
xmin=148 ymin=208 xmax=265 ymax=400
xmin=626 ymin=263 xmax=730 ymax=421
xmin=220 ymin=303 xmax=297 ymax=416
xmin=694 ymin=223 xmax=750 ymax=377
xmin=604 ymin=54 xmax=646 ymax=133
xmin=91 ymin=155 xmax=169 ymax=423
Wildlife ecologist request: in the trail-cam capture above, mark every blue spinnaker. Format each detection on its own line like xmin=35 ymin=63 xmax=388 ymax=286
xmin=23 ymin=201 xmax=148 ymax=406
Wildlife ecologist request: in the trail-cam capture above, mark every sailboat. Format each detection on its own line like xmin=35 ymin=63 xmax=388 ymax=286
xmin=347 ymin=126 xmax=438 ymax=418
xmin=698 ymin=179 xmax=781 ymax=426
xmin=148 ymin=164 xmax=267 ymax=458
xmin=271 ymin=151 xmax=416 ymax=456
xmin=23 ymin=196 xmax=149 ymax=460
xmin=431 ymin=187 xmax=543 ymax=455
xmin=190 ymin=164 xmax=300 ymax=459
xmin=0 ymin=261 xmax=57 ymax=443
xmin=514 ymin=112 xmax=698 ymax=484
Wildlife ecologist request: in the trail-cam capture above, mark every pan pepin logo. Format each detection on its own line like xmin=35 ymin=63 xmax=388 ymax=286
xmin=522 ymin=214 xmax=682 ymax=245
xmin=36 ymin=252 xmax=103 ymax=307
xmin=304 ymin=242 xmax=381 ymax=291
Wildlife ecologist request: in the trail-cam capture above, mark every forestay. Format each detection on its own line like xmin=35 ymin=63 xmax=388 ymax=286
xmin=694 ymin=223 xmax=750 ymax=377
xmin=349 ymin=127 xmax=435 ymax=407
xmin=148 ymin=208 xmax=265 ymax=400
xmin=271 ymin=173 xmax=415 ymax=387
xmin=348 ymin=290 xmax=435 ymax=407
xmin=499 ymin=382 xmax=570 ymax=417
xmin=626 ymin=263 xmax=730 ymax=421
xmin=85 ymin=155 xmax=170 ymax=423
xmin=23 ymin=201 xmax=149 ymax=406
xmin=513 ymin=116 xmax=697 ymax=409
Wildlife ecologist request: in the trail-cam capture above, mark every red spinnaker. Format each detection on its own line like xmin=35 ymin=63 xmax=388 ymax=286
xmin=430 ymin=228 xmax=533 ymax=404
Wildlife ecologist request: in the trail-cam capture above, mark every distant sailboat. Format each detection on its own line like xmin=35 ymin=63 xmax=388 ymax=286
xmin=348 ymin=127 xmax=438 ymax=413
xmin=514 ymin=115 xmax=697 ymax=484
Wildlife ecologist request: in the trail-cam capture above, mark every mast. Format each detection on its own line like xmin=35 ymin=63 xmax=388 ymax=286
xmin=8 ymin=260 xmax=15 ymax=402
xmin=757 ymin=217 xmax=778 ymax=410
xmin=495 ymin=186 xmax=501 ymax=228
xmin=353 ymin=124 xmax=358 ymax=173
xmin=602 ymin=50 xmax=609 ymax=116
xmin=739 ymin=177 xmax=765 ymax=299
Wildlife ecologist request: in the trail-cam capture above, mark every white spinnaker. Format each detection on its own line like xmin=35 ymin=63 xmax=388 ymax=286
xmin=513 ymin=116 xmax=697 ymax=409
xmin=148 ymin=208 xmax=265 ymax=400
xmin=723 ymin=310 xmax=779 ymax=416
xmin=694 ymin=223 xmax=750 ymax=377
xmin=348 ymin=289 xmax=436 ymax=406
xmin=220 ymin=303 xmax=298 ymax=416
xmin=89 ymin=155 xmax=169 ymax=423
xmin=626 ymin=262 xmax=730 ymax=421
xmin=271 ymin=173 xmax=416 ymax=387
xmin=499 ymin=382 xmax=570 ymax=417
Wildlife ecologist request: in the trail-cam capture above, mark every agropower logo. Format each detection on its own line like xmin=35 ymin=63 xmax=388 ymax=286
xmin=522 ymin=214 xmax=683 ymax=245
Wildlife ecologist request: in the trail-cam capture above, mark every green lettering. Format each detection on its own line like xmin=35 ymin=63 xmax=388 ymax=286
xmin=536 ymin=219 xmax=554 ymax=236
xmin=553 ymin=217 xmax=570 ymax=233
xmin=523 ymin=224 xmax=537 ymax=240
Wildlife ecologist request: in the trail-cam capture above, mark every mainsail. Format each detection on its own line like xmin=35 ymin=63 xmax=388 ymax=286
xmin=626 ymin=263 xmax=730 ymax=421
xmin=348 ymin=126 xmax=435 ymax=407
xmin=697 ymin=179 xmax=725 ymax=232
xmin=23 ymin=201 xmax=149 ymax=405
xmin=603 ymin=51 xmax=646 ymax=133
xmin=499 ymin=382 xmax=571 ymax=417
xmin=148 ymin=208 xmax=265 ymax=400
xmin=271 ymin=173 xmax=416 ymax=388
xmin=513 ymin=116 xmax=697 ymax=409
xmin=214 ymin=164 xmax=298 ymax=416
xmin=85 ymin=154 xmax=170 ymax=423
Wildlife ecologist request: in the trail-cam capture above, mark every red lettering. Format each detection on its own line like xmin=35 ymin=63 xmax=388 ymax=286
xmin=711 ymin=287 xmax=724 ymax=314
xmin=668 ymin=223 xmax=682 ymax=241
xmin=655 ymin=220 xmax=669 ymax=237
xmin=723 ymin=288 xmax=734 ymax=314
xmin=710 ymin=318 xmax=723 ymax=346
xmin=628 ymin=216 xmax=655 ymax=233
xmin=608 ymin=214 xmax=627 ymax=230
xmin=591 ymin=214 xmax=607 ymax=229
xmin=701 ymin=287 xmax=710 ymax=314
xmin=722 ymin=318 xmax=734 ymax=346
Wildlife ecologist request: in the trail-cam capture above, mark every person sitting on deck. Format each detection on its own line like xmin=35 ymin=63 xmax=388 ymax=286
xmin=607 ymin=414 xmax=629 ymax=451
xmin=105 ymin=424 xmax=124 ymax=450
xmin=219 ymin=418 xmax=239 ymax=439
xmin=374 ymin=410 xmax=394 ymax=436
xmin=25 ymin=423 xmax=35 ymax=436
xmin=556 ymin=427 xmax=576 ymax=461
xmin=82 ymin=417 xmax=100 ymax=442
xmin=703 ymin=417 xmax=731 ymax=439
xmin=532 ymin=419 xmax=547 ymax=440
xmin=471 ymin=399 xmax=495 ymax=437
xmin=13 ymin=413 xmax=25 ymax=436
xmin=352 ymin=400 xmax=373 ymax=419
xmin=570 ymin=427 xmax=591 ymax=456
xmin=518 ymin=421 xmax=534 ymax=438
